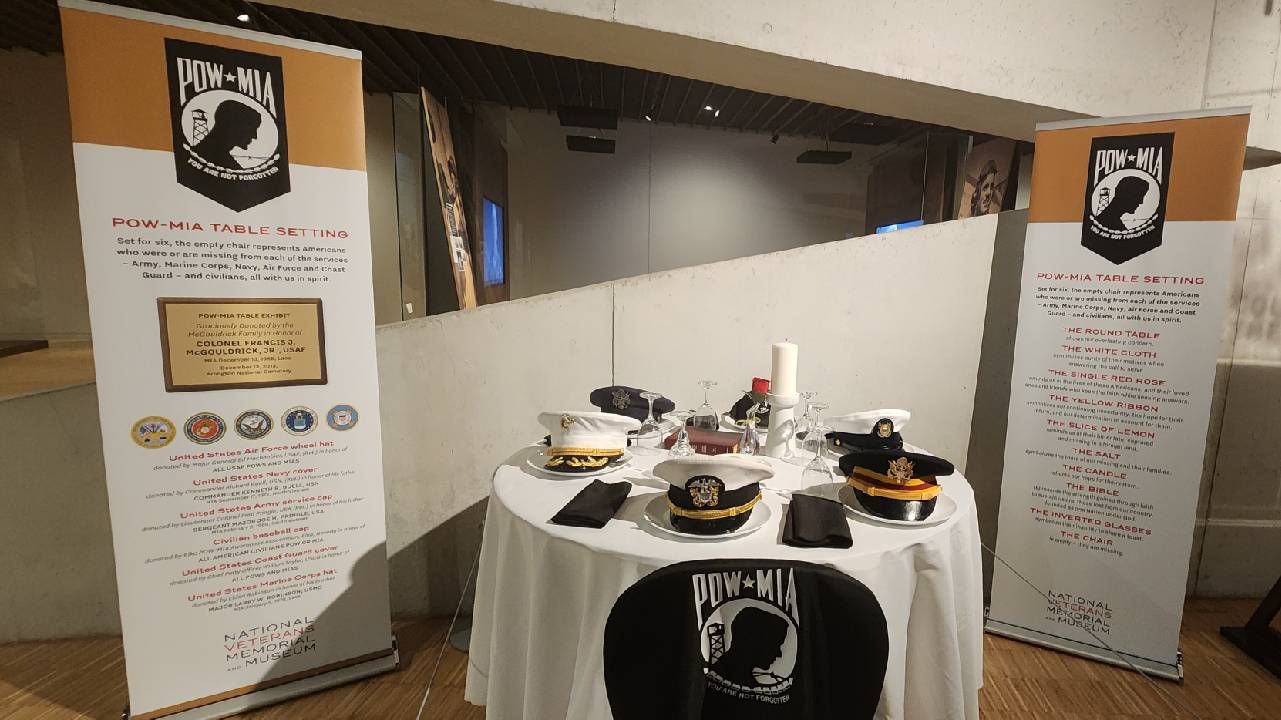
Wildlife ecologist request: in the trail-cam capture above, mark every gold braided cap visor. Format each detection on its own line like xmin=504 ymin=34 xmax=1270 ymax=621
xmin=667 ymin=492 xmax=762 ymax=520
xmin=848 ymin=469 xmax=941 ymax=501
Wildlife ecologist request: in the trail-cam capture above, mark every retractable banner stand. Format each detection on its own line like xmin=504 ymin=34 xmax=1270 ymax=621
xmin=58 ymin=2 xmax=395 ymax=717
xmin=986 ymin=108 xmax=1250 ymax=679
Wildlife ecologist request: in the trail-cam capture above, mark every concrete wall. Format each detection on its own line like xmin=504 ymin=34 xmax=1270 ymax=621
xmin=505 ymin=108 xmax=871 ymax=298
xmin=267 ymin=0 xmax=1237 ymax=149
xmin=0 ymin=50 xmax=88 ymax=340
xmin=1189 ymin=0 xmax=1281 ymax=597
xmin=0 ymin=214 xmax=998 ymax=641
xmin=0 ymin=51 xmax=404 ymax=335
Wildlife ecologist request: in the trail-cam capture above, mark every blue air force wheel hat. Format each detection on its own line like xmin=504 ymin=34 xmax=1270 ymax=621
xmin=838 ymin=449 xmax=954 ymax=521
xmin=537 ymin=411 xmax=640 ymax=473
xmin=589 ymin=385 xmax=676 ymax=422
xmin=653 ymin=454 xmax=774 ymax=535
xmin=826 ymin=409 xmax=911 ymax=451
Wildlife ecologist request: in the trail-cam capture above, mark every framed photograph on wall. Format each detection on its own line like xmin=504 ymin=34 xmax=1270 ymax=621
xmin=958 ymin=137 xmax=1016 ymax=218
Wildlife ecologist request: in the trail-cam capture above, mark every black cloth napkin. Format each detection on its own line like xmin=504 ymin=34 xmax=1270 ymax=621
xmin=782 ymin=493 xmax=853 ymax=548
xmin=550 ymin=480 xmax=633 ymax=528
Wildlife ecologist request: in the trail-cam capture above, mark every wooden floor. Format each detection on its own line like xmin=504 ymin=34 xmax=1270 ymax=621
xmin=0 ymin=600 xmax=1276 ymax=719
xmin=0 ymin=341 xmax=95 ymax=401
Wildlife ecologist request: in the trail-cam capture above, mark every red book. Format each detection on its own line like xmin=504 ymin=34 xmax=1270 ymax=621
xmin=662 ymin=428 xmax=742 ymax=455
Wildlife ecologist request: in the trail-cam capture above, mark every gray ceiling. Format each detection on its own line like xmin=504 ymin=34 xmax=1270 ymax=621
xmin=2 ymin=0 xmax=941 ymax=144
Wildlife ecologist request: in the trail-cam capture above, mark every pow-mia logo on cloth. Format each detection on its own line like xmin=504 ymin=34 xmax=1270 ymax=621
xmin=694 ymin=567 xmax=799 ymax=706
xmin=165 ymin=39 xmax=290 ymax=211
xmin=1081 ymin=132 xmax=1174 ymax=264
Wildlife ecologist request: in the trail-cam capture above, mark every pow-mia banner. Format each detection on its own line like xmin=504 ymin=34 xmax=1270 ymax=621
xmin=58 ymin=2 xmax=395 ymax=717
xmin=605 ymin=559 xmax=888 ymax=719
xmin=986 ymin=108 xmax=1250 ymax=679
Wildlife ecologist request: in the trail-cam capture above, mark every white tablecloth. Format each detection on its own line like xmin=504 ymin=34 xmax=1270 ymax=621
xmin=465 ymin=445 xmax=983 ymax=720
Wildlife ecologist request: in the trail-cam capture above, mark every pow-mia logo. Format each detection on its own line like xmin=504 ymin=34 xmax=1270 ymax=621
xmin=165 ymin=39 xmax=289 ymax=211
xmin=611 ymin=388 xmax=630 ymax=411
xmin=693 ymin=567 xmax=799 ymax=706
xmin=1082 ymin=132 xmax=1174 ymax=264
xmin=234 ymin=409 xmax=272 ymax=440
xmin=875 ymin=419 xmax=894 ymax=438
xmin=687 ymin=476 xmax=723 ymax=508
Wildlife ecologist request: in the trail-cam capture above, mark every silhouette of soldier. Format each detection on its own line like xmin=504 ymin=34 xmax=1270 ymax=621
xmin=710 ymin=607 xmax=789 ymax=688
xmin=1095 ymin=175 xmax=1150 ymax=232
xmin=193 ymin=99 xmax=262 ymax=169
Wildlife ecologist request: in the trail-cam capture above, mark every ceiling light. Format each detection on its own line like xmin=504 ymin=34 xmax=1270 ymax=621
xmin=704 ymin=105 xmax=714 ymax=111
xmin=236 ymin=13 xmax=250 ymax=22
xmin=644 ymin=114 xmax=652 ymax=122
xmin=714 ymin=109 xmax=720 ymax=118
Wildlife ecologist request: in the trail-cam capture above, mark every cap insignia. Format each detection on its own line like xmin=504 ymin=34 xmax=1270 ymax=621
xmin=560 ymin=413 xmax=578 ymax=430
xmin=611 ymin=388 xmax=630 ymax=411
xmin=687 ymin=476 xmax=721 ymax=508
xmin=887 ymin=456 xmax=914 ymax=481
xmin=876 ymin=419 xmax=893 ymax=438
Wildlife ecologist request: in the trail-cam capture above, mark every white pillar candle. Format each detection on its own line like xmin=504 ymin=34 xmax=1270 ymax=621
xmin=770 ymin=342 xmax=798 ymax=397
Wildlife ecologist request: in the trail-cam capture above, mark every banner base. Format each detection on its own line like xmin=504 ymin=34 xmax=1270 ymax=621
xmin=985 ymin=618 xmax=1183 ymax=682
xmin=124 ymin=640 xmax=400 ymax=720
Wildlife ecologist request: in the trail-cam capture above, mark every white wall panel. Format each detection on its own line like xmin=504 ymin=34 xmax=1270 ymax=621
xmin=612 ymin=215 xmax=1000 ymax=468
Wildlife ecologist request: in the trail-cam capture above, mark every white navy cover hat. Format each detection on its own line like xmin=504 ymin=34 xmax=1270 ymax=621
xmin=653 ymin=455 xmax=774 ymax=535
xmin=827 ymin=409 xmax=911 ymax=451
xmin=538 ymin=411 xmax=640 ymax=472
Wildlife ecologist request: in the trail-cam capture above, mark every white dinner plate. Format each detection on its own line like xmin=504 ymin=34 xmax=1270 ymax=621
xmin=525 ymin=450 xmax=632 ymax=478
xmin=642 ymin=493 xmax=772 ymax=541
xmin=834 ymin=484 xmax=956 ymax=527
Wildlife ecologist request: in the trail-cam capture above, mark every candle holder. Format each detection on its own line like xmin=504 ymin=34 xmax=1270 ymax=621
xmin=763 ymin=392 xmax=799 ymax=459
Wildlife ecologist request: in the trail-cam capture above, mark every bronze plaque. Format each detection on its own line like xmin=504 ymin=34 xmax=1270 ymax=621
xmin=158 ymin=297 xmax=327 ymax=392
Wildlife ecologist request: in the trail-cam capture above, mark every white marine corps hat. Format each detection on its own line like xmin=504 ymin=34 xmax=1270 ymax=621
xmin=537 ymin=411 xmax=640 ymax=472
xmin=827 ymin=409 xmax=911 ymax=451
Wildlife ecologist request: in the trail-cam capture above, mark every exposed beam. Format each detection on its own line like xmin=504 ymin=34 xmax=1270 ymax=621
xmin=520 ymin=50 xmax=548 ymax=109
xmin=431 ymin=35 xmax=486 ymax=97
xmin=753 ymin=97 xmax=795 ymax=133
xmin=773 ymin=100 xmax=814 ymax=136
xmin=742 ymin=96 xmax=781 ymax=132
xmin=673 ymin=77 xmax=694 ymax=124
xmin=494 ymin=46 xmax=529 ymax=107
xmin=395 ymin=27 xmax=466 ymax=98
xmin=338 ymin=18 xmax=419 ymax=91
xmin=725 ymin=90 xmax=757 ymax=128
xmin=465 ymin=41 xmax=510 ymax=105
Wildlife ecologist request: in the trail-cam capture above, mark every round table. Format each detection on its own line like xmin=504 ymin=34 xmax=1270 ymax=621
xmin=465 ymin=444 xmax=983 ymax=720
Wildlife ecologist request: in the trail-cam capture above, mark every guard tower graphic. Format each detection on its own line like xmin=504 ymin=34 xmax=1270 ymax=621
xmin=191 ymin=108 xmax=210 ymax=144
xmin=707 ymin=622 xmax=726 ymax=664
